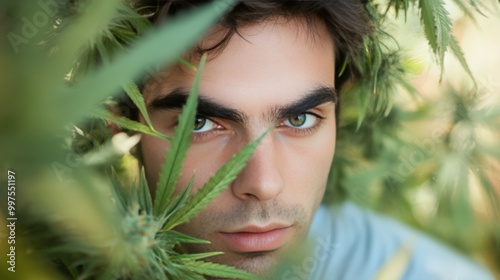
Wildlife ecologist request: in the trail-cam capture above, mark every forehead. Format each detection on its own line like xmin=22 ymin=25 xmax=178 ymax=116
xmin=144 ymin=17 xmax=335 ymax=111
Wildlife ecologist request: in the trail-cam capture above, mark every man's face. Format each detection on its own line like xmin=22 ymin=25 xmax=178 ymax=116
xmin=140 ymin=18 xmax=336 ymax=276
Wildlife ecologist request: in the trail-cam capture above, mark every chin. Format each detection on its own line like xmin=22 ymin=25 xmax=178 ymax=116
xmin=205 ymin=249 xmax=281 ymax=279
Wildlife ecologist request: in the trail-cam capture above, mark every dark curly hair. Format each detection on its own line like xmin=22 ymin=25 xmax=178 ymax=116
xmin=121 ymin=0 xmax=372 ymax=122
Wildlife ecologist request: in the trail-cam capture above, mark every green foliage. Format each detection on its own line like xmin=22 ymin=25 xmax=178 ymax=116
xmin=328 ymin=1 xmax=500 ymax=273
xmin=164 ymin=129 xmax=268 ymax=230
xmin=383 ymin=0 xmax=487 ymax=83
xmin=153 ymin=53 xmax=205 ymax=217
xmin=90 ymin=107 xmax=170 ymax=140
xmin=58 ymin=0 xmax=233 ymax=128
xmin=123 ymin=82 xmax=155 ymax=129
xmin=1 ymin=0 xmax=259 ymax=279
xmin=448 ymin=34 xmax=475 ymax=83
xmin=1 ymin=0 xmax=499 ymax=279
xmin=419 ymin=0 xmax=452 ymax=77
xmin=350 ymin=2 xmax=418 ymax=127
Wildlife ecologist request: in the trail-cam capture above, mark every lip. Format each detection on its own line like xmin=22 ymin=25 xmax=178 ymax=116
xmin=219 ymin=224 xmax=291 ymax=252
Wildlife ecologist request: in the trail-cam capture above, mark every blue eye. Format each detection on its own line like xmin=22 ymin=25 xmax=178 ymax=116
xmin=193 ymin=117 xmax=215 ymax=132
xmin=283 ymin=113 xmax=317 ymax=129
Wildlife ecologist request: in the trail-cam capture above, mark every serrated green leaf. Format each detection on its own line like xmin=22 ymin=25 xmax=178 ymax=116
xmin=153 ymin=54 xmax=207 ymax=216
xmin=164 ymin=129 xmax=267 ymax=230
xmin=90 ymin=107 xmax=170 ymax=140
xmin=171 ymin=252 xmax=223 ymax=262
xmin=183 ymin=261 xmax=257 ymax=280
xmin=138 ymin=168 xmax=153 ymax=214
xmin=419 ymin=0 xmax=452 ymax=78
xmin=165 ymin=176 xmax=195 ymax=220
xmin=449 ymin=35 xmax=476 ymax=85
xmin=168 ymin=267 xmax=206 ymax=280
xmin=158 ymin=230 xmax=210 ymax=245
xmin=123 ymin=82 xmax=154 ymax=128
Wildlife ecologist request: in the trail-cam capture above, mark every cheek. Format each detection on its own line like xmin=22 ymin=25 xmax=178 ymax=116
xmin=279 ymin=126 xmax=336 ymax=201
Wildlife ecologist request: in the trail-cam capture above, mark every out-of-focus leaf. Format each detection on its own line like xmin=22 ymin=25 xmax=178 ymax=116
xmin=450 ymin=0 xmax=478 ymax=21
xmin=375 ymin=243 xmax=413 ymax=280
xmin=123 ymin=82 xmax=154 ymax=128
xmin=57 ymin=0 xmax=234 ymax=126
xmin=90 ymin=107 xmax=170 ymax=140
xmin=48 ymin=0 xmax=122 ymax=88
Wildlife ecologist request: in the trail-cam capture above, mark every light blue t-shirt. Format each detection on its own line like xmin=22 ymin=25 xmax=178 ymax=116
xmin=287 ymin=202 xmax=493 ymax=280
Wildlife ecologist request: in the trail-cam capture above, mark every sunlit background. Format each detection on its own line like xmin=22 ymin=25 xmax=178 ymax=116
xmin=0 ymin=0 xmax=499 ymax=279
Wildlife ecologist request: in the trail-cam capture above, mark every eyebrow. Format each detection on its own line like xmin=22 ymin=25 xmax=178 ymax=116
xmin=273 ymin=86 xmax=337 ymax=120
xmin=148 ymin=86 xmax=337 ymax=124
xmin=149 ymin=88 xmax=246 ymax=122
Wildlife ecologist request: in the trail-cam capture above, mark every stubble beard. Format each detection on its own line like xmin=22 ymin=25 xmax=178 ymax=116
xmin=175 ymin=200 xmax=312 ymax=278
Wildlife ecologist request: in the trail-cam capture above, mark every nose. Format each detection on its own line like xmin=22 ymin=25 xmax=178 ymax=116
xmin=231 ymin=134 xmax=284 ymax=201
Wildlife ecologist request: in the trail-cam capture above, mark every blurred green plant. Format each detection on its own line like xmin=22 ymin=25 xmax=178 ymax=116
xmin=1 ymin=0 xmax=259 ymax=279
xmin=1 ymin=0 xmax=499 ymax=279
xmin=327 ymin=0 xmax=500 ymax=276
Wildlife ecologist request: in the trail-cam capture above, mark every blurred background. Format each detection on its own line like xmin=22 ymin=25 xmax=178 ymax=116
xmin=328 ymin=0 xmax=500 ymax=277
xmin=0 ymin=0 xmax=499 ymax=279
